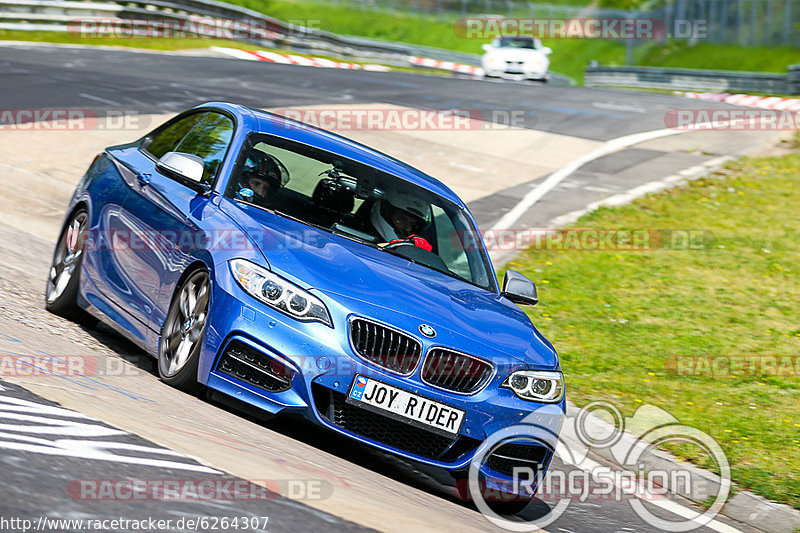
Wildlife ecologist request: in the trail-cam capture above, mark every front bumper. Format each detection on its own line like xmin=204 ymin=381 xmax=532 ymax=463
xmin=483 ymin=62 xmax=549 ymax=80
xmin=200 ymin=266 xmax=566 ymax=495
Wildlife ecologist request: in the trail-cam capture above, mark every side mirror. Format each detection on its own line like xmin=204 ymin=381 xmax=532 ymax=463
xmin=156 ymin=152 xmax=206 ymax=186
xmin=481 ymin=44 xmax=493 ymax=52
xmin=542 ymin=46 xmax=552 ymax=55
xmin=501 ymin=270 xmax=538 ymax=306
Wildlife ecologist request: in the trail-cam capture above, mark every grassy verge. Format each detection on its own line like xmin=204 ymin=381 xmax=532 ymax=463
xmin=0 ymin=29 xmax=251 ymax=50
xmin=504 ymin=147 xmax=800 ymax=507
xmin=0 ymin=30 xmax=448 ymax=74
xmin=226 ymin=0 xmax=798 ymax=84
xmin=4 ymin=2 xmax=798 ymax=84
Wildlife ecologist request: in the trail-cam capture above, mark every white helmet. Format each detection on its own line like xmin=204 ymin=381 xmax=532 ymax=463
xmin=370 ymin=190 xmax=428 ymax=241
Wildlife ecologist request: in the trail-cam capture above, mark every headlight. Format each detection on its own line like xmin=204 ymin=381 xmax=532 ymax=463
xmin=229 ymin=259 xmax=332 ymax=327
xmin=502 ymin=370 xmax=564 ymax=402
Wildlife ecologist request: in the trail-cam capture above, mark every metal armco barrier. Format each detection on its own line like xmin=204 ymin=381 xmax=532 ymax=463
xmin=0 ymin=0 xmax=480 ymax=66
xmin=0 ymin=0 xmax=581 ymax=84
xmin=584 ymin=64 xmax=796 ymax=95
xmin=788 ymin=65 xmax=800 ymax=95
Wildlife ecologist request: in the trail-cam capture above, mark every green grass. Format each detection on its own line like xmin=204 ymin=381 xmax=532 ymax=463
xmin=0 ymin=29 xmax=448 ymax=74
xmin=0 ymin=29 xmax=252 ymax=50
xmin=225 ymin=0 xmax=799 ymax=84
xmin=631 ymin=40 xmax=800 ymax=73
xmin=4 ymin=0 xmax=798 ymax=84
xmin=504 ymin=149 xmax=800 ymax=508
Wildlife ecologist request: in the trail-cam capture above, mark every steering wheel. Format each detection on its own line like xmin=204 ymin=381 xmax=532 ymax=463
xmin=383 ymin=240 xmax=416 ymax=251
xmin=382 ymin=240 xmax=450 ymax=272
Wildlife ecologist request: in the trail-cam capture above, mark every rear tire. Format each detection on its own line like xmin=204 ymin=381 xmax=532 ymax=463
xmin=45 ymin=209 xmax=96 ymax=326
xmin=158 ymin=270 xmax=210 ymax=393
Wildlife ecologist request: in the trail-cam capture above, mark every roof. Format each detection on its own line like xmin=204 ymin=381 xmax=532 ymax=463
xmin=195 ymin=102 xmax=465 ymax=208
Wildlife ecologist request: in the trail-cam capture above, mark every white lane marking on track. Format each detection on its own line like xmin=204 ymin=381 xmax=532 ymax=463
xmin=644 ymin=498 xmax=744 ymax=533
xmin=569 ymin=456 xmax=743 ymax=533
xmin=546 ymin=157 xmax=730 ymax=229
xmin=490 ymin=127 xmax=688 ymax=232
xmin=0 ymin=392 xmax=221 ymax=473
xmin=448 ymin=161 xmax=486 ymax=172
xmin=583 ymin=185 xmax=619 ymax=193
xmin=592 ymin=102 xmax=646 ymax=113
xmin=79 ymin=93 xmax=121 ymax=106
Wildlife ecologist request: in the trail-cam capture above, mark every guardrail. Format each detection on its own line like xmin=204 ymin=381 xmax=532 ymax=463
xmin=0 ymin=0 xmax=576 ymax=84
xmin=314 ymin=0 xmax=800 ymax=48
xmin=0 ymin=0 xmax=480 ymax=65
xmin=584 ymin=64 xmax=797 ymax=95
xmin=789 ymin=65 xmax=800 ymax=95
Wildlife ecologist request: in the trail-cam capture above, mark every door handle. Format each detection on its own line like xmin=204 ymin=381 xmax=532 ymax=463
xmin=137 ymin=173 xmax=151 ymax=187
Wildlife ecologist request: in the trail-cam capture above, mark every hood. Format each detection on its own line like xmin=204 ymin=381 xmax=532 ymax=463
xmin=487 ymin=48 xmax=547 ymax=62
xmin=221 ymin=200 xmax=558 ymax=369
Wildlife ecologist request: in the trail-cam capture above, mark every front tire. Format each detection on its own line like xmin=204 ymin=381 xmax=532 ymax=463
xmin=45 ymin=209 xmax=94 ymax=325
xmin=158 ymin=270 xmax=210 ymax=392
xmin=486 ymin=498 xmax=533 ymax=516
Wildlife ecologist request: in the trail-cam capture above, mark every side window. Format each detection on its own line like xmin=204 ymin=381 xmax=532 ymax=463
xmin=174 ymin=113 xmax=235 ymax=185
xmin=432 ymin=205 xmax=471 ymax=279
xmin=145 ymin=113 xmax=205 ymax=160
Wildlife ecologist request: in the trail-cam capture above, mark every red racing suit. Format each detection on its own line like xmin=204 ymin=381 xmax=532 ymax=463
xmin=388 ymin=234 xmax=433 ymax=252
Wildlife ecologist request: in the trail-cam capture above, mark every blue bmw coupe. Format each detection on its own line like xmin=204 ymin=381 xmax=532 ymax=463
xmin=46 ymin=102 xmax=565 ymax=510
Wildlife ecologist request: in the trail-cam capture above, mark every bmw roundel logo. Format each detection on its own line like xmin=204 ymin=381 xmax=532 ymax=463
xmin=419 ymin=324 xmax=436 ymax=338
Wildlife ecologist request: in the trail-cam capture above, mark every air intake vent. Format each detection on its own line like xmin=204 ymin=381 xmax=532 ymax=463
xmin=217 ymin=340 xmax=293 ymax=393
xmin=487 ymin=442 xmax=552 ymax=476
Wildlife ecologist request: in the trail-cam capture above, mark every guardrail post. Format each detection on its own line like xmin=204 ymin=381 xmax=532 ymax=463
xmin=737 ymin=0 xmax=745 ymax=46
xmin=765 ymin=0 xmax=772 ymax=46
xmin=663 ymin=0 xmax=672 ymax=43
xmin=676 ymin=0 xmax=686 ymax=42
xmin=788 ymin=65 xmax=800 ymax=95
xmin=781 ymin=0 xmax=790 ymax=46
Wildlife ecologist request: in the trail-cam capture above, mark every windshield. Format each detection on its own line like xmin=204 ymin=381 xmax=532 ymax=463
xmin=496 ymin=37 xmax=538 ymax=49
xmin=225 ymin=133 xmax=494 ymax=291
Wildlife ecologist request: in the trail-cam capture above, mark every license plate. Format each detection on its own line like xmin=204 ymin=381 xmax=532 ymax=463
xmin=347 ymin=375 xmax=464 ymax=436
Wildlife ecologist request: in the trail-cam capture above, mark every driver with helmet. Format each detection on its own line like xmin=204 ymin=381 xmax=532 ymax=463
xmin=371 ymin=190 xmax=433 ymax=252
xmin=237 ymin=150 xmax=285 ymax=208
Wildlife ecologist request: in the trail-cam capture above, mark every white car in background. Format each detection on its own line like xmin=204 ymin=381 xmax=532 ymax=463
xmin=481 ymin=36 xmax=552 ymax=81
